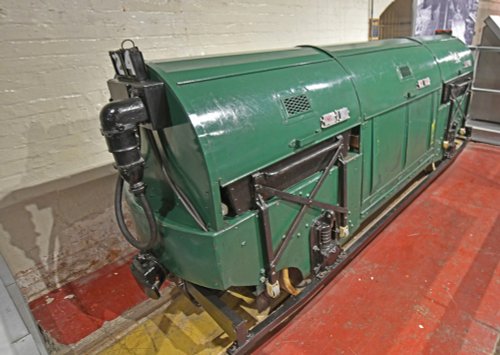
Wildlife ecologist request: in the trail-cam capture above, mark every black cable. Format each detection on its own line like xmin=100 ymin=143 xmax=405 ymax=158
xmin=115 ymin=175 xmax=158 ymax=250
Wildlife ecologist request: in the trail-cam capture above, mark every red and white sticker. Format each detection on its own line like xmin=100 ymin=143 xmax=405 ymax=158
xmin=417 ymin=77 xmax=431 ymax=89
xmin=321 ymin=107 xmax=350 ymax=128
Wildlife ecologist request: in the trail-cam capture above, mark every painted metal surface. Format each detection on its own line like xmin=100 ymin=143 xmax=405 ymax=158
xmin=415 ymin=36 xmax=474 ymax=81
xmin=125 ymin=35 xmax=472 ymax=290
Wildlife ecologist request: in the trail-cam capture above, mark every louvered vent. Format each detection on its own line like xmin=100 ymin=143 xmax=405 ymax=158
xmin=398 ymin=65 xmax=412 ymax=78
xmin=283 ymin=94 xmax=312 ymax=116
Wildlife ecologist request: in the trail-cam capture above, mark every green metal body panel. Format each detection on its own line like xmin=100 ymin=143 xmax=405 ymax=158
xmin=416 ymin=36 xmax=473 ymax=154
xmin=415 ymin=36 xmax=473 ymax=81
xmin=125 ymin=35 xmax=472 ymax=290
xmin=147 ymin=48 xmax=362 ymax=230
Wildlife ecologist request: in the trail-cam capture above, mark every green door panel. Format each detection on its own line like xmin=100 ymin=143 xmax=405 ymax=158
xmin=360 ymin=94 xmax=436 ymax=215
xmin=407 ymin=93 xmax=434 ymax=164
xmin=372 ymin=106 xmax=407 ymax=192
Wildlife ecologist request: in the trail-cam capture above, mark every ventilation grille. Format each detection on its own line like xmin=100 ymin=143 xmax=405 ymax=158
xmin=398 ymin=65 xmax=412 ymax=79
xmin=283 ymin=94 xmax=312 ymax=116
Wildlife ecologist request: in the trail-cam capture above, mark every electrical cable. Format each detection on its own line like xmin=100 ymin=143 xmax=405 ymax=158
xmin=115 ymin=175 xmax=159 ymax=250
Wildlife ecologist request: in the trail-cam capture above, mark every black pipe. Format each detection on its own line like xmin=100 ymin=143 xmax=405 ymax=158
xmin=100 ymin=97 xmax=159 ymax=250
xmin=100 ymin=97 xmax=149 ymax=193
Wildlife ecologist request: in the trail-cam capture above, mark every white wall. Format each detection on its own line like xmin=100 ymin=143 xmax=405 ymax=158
xmin=0 ymin=0 xmax=374 ymax=200
xmin=372 ymin=0 xmax=395 ymax=18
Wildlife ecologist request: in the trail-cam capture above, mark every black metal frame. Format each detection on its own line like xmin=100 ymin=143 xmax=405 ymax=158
xmin=221 ymin=135 xmax=349 ymax=216
xmin=185 ymin=283 xmax=248 ymax=346
xmin=443 ymin=75 xmax=473 ymax=156
xmin=253 ymin=134 xmax=348 ymax=284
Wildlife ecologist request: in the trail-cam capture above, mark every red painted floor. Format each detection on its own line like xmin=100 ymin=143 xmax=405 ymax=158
xmin=257 ymin=142 xmax=500 ymax=355
xmin=29 ymin=254 xmax=149 ymax=345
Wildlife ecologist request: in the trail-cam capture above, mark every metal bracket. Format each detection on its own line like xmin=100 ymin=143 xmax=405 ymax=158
xmin=254 ymin=134 xmax=349 ymax=287
xmin=445 ymin=80 xmax=472 ymax=156
xmin=255 ymin=185 xmax=347 ymax=214
xmin=185 ymin=282 xmax=248 ymax=346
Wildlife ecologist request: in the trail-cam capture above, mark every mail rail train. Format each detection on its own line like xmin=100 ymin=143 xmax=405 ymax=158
xmin=99 ymin=36 xmax=472 ymax=313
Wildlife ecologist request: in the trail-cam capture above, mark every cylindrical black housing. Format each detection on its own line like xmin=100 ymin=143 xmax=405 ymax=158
xmin=100 ymin=97 xmax=149 ymax=192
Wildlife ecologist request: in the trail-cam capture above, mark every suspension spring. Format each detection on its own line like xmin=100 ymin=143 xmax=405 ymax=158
xmin=319 ymin=223 xmax=334 ymax=254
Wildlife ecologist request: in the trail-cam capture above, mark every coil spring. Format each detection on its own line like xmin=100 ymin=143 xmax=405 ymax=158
xmin=320 ymin=224 xmax=331 ymax=244
xmin=319 ymin=223 xmax=333 ymax=253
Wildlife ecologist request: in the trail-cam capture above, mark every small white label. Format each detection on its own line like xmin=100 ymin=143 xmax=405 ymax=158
xmin=124 ymin=50 xmax=136 ymax=76
xmin=321 ymin=107 xmax=350 ymax=128
xmin=463 ymin=60 xmax=472 ymax=68
xmin=111 ymin=52 xmax=126 ymax=75
xmin=417 ymin=77 xmax=431 ymax=89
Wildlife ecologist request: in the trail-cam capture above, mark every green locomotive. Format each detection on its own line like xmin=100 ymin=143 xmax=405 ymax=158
xmin=99 ymin=35 xmax=472 ymax=349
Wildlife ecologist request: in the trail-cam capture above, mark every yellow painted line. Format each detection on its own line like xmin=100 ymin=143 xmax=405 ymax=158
xmin=99 ymin=288 xmax=265 ymax=355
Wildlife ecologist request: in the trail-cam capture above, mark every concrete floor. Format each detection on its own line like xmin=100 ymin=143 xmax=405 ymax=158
xmin=257 ymin=142 xmax=500 ymax=354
